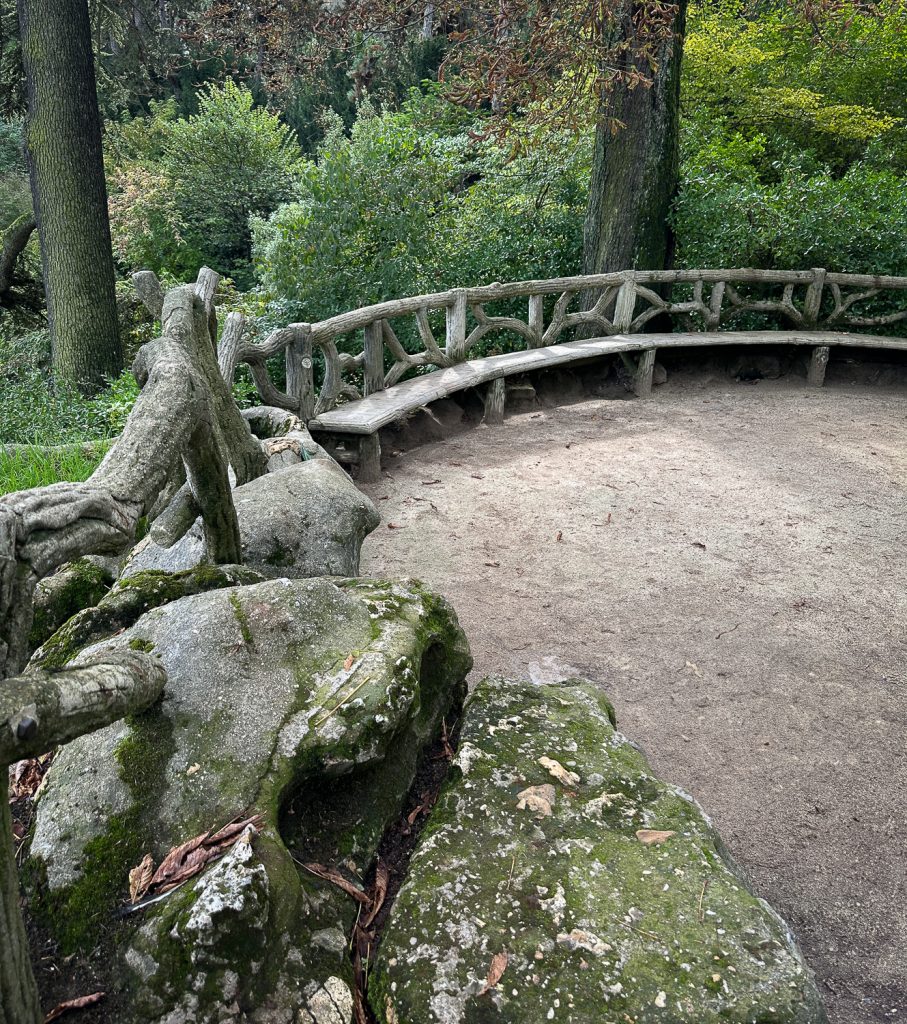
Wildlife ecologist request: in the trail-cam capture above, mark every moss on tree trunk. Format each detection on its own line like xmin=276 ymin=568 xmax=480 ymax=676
xmin=18 ymin=0 xmax=123 ymax=391
xmin=582 ymin=0 xmax=688 ymax=275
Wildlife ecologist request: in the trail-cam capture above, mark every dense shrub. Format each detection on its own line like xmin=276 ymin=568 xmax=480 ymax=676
xmin=252 ymin=94 xmax=589 ymax=327
xmin=107 ymin=83 xmax=303 ymax=284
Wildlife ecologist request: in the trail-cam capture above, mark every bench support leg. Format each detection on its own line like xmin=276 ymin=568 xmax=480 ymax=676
xmin=634 ymin=348 xmax=657 ymax=397
xmin=807 ymin=345 xmax=830 ymax=388
xmin=483 ymin=377 xmax=506 ymax=425
xmin=358 ymin=433 xmax=382 ymax=483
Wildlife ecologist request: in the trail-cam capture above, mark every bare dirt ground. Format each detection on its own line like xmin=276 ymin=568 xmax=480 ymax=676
xmin=359 ymin=361 xmax=907 ymax=1024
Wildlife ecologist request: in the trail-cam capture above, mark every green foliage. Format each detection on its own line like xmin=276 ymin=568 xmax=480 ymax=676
xmin=107 ymin=83 xmax=304 ymax=284
xmin=684 ymin=0 xmax=907 ymax=174
xmin=674 ymin=154 xmax=907 ymax=274
xmin=676 ymin=0 xmax=907 ymax=275
xmin=0 ymin=442 xmax=111 ymax=497
xmin=252 ymin=93 xmax=588 ymax=332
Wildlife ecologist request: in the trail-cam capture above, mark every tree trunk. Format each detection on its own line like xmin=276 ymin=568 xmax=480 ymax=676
xmin=582 ymin=0 xmax=687 ymax=276
xmin=18 ymin=0 xmax=123 ymax=391
xmin=0 ymin=798 xmax=41 ymax=1024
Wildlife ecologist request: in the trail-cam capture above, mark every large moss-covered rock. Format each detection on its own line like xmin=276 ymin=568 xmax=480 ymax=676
xmin=28 ymin=576 xmax=471 ymax=1023
xmin=372 ymin=677 xmax=826 ymax=1024
xmin=121 ymin=460 xmax=380 ymax=579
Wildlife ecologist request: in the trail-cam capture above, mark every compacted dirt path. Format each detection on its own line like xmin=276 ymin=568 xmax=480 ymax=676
xmin=359 ymin=370 xmax=907 ymax=1024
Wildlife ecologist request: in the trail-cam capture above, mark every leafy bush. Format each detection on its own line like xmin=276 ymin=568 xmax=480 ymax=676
xmin=674 ymin=127 xmax=907 ymax=275
xmin=107 ymin=83 xmax=303 ymax=284
xmin=252 ymin=94 xmax=589 ymax=334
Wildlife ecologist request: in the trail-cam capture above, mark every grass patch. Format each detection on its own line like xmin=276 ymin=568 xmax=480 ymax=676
xmin=0 ymin=440 xmax=113 ymax=495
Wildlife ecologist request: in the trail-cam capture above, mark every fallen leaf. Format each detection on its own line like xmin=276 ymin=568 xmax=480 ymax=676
xmin=684 ymin=660 xmax=702 ymax=677
xmin=555 ymin=531 xmax=563 ymax=541
xmin=8 ymin=752 xmax=52 ymax=803
xmin=471 ymin=473 xmax=484 ymax=479
xmin=484 ymin=560 xmax=500 ymax=568
xmin=186 ymin=763 xmax=200 ymax=776
xmin=692 ymin=541 xmax=706 ymax=550
xmin=44 ymin=993 xmax=105 ymax=1022
xmin=362 ymin=859 xmax=390 ymax=929
xmin=129 ymin=853 xmax=155 ymax=904
xmin=538 ymin=756 xmax=580 ymax=787
xmin=421 ymin=479 xmax=441 ymax=485
xmin=301 ymin=862 xmax=369 ymax=905
xmin=635 ymin=829 xmax=676 ymax=846
xmin=516 ymin=784 xmax=556 ymax=817
xmin=387 ymin=523 xmax=404 ymax=530
xmin=343 ymin=654 xmax=355 ymax=670
xmin=144 ymin=814 xmax=263 ymax=897
xmin=480 ymin=950 xmax=509 ymax=995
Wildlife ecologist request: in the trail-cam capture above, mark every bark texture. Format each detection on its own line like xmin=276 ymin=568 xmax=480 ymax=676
xmin=0 ymin=215 xmax=35 ymax=306
xmin=1 ymin=796 xmax=41 ymax=1024
xmin=582 ymin=0 xmax=688 ymax=276
xmin=17 ymin=0 xmax=122 ymax=389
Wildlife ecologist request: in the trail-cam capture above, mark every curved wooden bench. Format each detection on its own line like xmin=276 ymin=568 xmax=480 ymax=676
xmin=215 ymin=268 xmax=907 ymax=481
xmin=307 ymin=329 xmax=907 ymax=478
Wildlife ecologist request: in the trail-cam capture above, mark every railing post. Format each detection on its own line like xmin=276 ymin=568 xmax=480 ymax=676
xmin=528 ymin=294 xmax=544 ymax=348
xmin=363 ymin=320 xmax=385 ymax=396
xmin=804 ymin=268 xmax=827 ymax=327
xmin=446 ymin=289 xmax=468 ymax=362
xmin=614 ymin=277 xmax=637 ymax=333
xmin=286 ymin=324 xmax=315 ymax=421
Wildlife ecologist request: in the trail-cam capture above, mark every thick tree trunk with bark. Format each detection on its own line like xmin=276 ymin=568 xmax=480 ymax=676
xmin=582 ymin=0 xmax=688 ymax=276
xmin=17 ymin=0 xmax=123 ymax=390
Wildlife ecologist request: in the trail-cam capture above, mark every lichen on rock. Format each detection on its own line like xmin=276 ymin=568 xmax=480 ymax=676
xmin=371 ymin=676 xmax=827 ymax=1024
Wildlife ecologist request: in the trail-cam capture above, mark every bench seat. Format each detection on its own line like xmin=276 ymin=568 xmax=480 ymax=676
xmin=307 ymin=329 xmax=906 ymax=478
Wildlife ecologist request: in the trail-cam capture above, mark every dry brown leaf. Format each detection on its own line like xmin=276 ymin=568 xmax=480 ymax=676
xmin=301 ymin=862 xmax=369 ymax=905
xmin=421 ymin=479 xmax=441 ymax=485
xmin=343 ymin=653 xmax=355 ymax=670
xmin=636 ymin=829 xmax=676 ymax=846
xmin=129 ymin=853 xmax=155 ymax=904
xmin=362 ymin=859 xmax=390 ymax=929
xmin=484 ymin=560 xmax=501 ymax=568
xmin=44 ymin=992 xmax=105 ymax=1022
xmin=387 ymin=523 xmax=404 ymax=530
xmin=8 ymin=752 xmax=52 ymax=803
xmin=145 ymin=814 xmax=262 ymax=897
xmin=480 ymin=951 xmax=509 ymax=994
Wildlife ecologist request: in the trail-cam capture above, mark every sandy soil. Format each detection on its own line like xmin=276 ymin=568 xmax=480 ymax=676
xmin=359 ymin=364 xmax=907 ymax=1024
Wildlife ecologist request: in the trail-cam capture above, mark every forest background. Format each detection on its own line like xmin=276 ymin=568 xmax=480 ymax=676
xmin=1 ymin=0 xmax=906 ymax=489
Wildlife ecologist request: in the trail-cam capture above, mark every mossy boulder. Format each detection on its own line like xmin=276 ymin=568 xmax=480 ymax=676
xmin=28 ymin=557 xmax=113 ymax=651
xmin=122 ymin=460 xmax=380 ymax=579
xmin=28 ymin=576 xmax=471 ymax=1023
xmin=371 ymin=677 xmax=826 ymax=1024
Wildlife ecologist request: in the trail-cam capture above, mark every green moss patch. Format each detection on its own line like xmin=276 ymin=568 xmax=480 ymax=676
xmin=372 ymin=676 xmax=827 ymax=1024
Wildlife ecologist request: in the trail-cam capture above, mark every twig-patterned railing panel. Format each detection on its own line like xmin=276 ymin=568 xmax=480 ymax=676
xmin=219 ymin=268 xmax=907 ymax=420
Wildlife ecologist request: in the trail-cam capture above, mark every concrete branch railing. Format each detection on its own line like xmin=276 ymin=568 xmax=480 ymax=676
xmin=219 ymin=268 xmax=907 ymax=420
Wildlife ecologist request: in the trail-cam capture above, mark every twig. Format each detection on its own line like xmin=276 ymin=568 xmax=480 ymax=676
xmin=313 ymin=676 xmax=372 ymax=728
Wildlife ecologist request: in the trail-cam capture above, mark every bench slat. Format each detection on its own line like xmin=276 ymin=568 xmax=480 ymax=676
xmin=308 ymin=331 xmax=907 ymax=435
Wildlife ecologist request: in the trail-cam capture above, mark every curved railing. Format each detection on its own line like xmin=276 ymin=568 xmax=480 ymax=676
xmin=218 ymin=268 xmax=907 ymax=420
